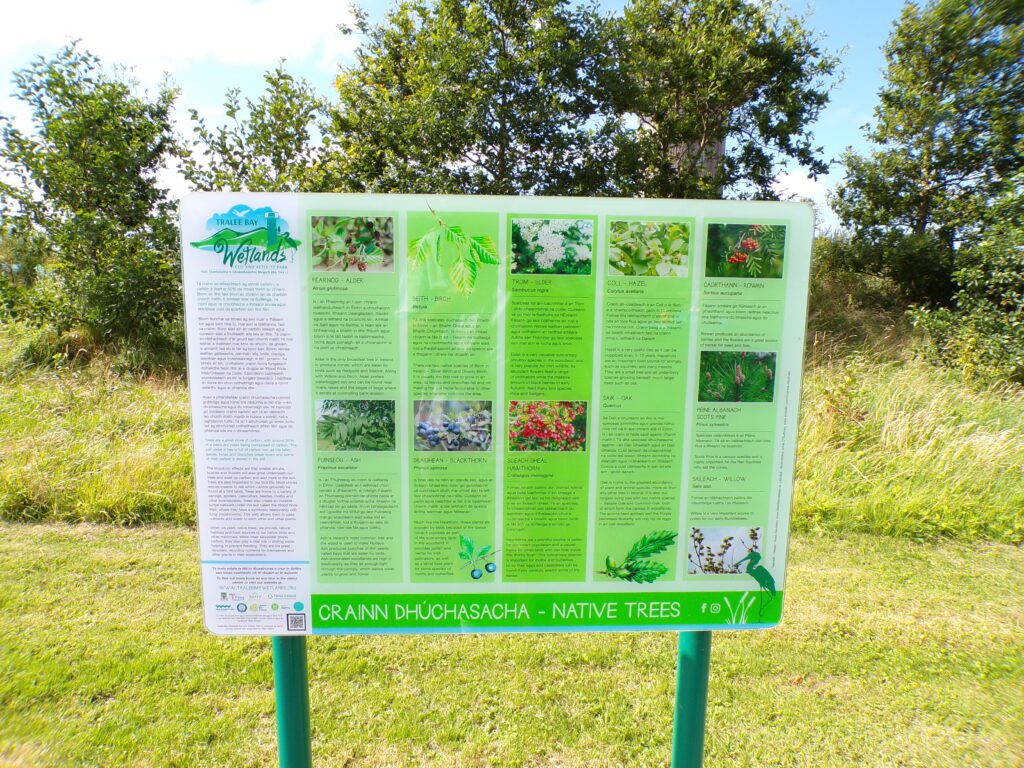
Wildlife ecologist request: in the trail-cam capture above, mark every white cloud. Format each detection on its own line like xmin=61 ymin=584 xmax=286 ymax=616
xmin=3 ymin=0 xmax=358 ymax=85
xmin=772 ymin=171 xmax=839 ymax=231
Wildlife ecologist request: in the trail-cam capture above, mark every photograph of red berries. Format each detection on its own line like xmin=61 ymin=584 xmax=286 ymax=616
xmin=414 ymin=400 xmax=492 ymax=451
xmin=705 ymin=223 xmax=785 ymax=279
xmin=699 ymin=351 xmax=776 ymax=403
xmin=508 ymin=400 xmax=587 ymax=451
xmin=311 ymin=215 xmax=394 ymax=272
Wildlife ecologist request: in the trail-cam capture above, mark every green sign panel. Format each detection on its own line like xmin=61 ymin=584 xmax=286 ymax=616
xmin=181 ymin=194 xmax=812 ymax=636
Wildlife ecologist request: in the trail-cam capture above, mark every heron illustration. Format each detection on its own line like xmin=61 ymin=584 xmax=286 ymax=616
xmin=735 ymin=550 xmax=776 ymax=619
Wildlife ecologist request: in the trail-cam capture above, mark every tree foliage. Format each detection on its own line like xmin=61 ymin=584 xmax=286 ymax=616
xmin=607 ymin=0 xmax=839 ymax=198
xmin=912 ymin=177 xmax=1024 ymax=383
xmin=331 ymin=0 xmax=611 ymax=195
xmin=332 ymin=0 xmax=837 ymax=197
xmin=0 ymin=44 xmax=181 ymax=342
xmin=831 ymin=0 xmax=1023 ymax=305
xmin=184 ymin=64 xmax=331 ymax=192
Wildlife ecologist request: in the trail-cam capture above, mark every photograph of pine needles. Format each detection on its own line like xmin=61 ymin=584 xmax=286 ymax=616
xmin=699 ymin=351 xmax=776 ymax=403
xmin=705 ymin=223 xmax=785 ymax=279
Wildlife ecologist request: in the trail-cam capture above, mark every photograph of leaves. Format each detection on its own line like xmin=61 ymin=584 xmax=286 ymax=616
xmin=316 ymin=399 xmax=396 ymax=451
xmin=705 ymin=223 xmax=785 ymax=279
xmin=312 ymin=216 xmax=394 ymax=272
xmin=609 ymin=220 xmax=689 ymax=277
xmin=699 ymin=351 xmax=776 ymax=403
xmin=598 ymin=530 xmax=678 ymax=583
xmin=408 ymin=210 xmax=499 ymax=295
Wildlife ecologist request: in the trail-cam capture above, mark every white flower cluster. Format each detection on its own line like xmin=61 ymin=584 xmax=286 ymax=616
xmin=515 ymin=218 xmax=592 ymax=271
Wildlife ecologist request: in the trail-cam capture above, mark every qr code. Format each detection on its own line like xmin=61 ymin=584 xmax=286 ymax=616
xmin=286 ymin=613 xmax=306 ymax=632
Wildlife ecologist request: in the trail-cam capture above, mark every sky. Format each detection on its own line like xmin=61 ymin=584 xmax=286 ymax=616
xmin=0 ymin=0 xmax=906 ymax=229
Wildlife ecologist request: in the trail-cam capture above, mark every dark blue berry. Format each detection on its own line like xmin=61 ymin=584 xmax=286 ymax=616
xmin=471 ymin=568 xmax=483 ymax=580
xmin=485 ymin=562 xmax=496 ymax=573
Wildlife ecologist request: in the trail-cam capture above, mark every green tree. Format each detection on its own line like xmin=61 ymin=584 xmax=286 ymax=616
xmin=607 ymin=0 xmax=839 ymax=199
xmin=330 ymin=0 xmax=613 ymax=194
xmin=831 ymin=0 xmax=1023 ymax=304
xmin=0 ymin=225 xmax=48 ymax=317
xmin=0 ymin=44 xmax=181 ymax=341
xmin=184 ymin=64 xmax=332 ymax=192
xmin=912 ymin=176 xmax=1024 ymax=383
xmin=330 ymin=0 xmax=837 ymax=198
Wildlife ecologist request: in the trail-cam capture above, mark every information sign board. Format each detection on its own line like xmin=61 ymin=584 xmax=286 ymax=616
xmin=180 ymin=193 xmax=812 ymax=635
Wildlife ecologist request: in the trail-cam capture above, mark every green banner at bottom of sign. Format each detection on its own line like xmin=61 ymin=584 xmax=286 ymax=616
xmin=311 ymin=590 xmax=783 ymax=633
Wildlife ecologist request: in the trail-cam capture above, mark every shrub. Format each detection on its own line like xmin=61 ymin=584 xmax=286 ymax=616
xmin=0 ymin=45 xmax=181 ymax=351
xmin=912 ymin=213 xmax=1024 ymax=384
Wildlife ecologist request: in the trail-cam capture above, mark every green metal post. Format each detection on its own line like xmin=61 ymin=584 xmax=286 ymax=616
xmin=272 ymin=636 xmax=313 ymax=768
xmin=670 ymin=630 xmax=712 ymax=768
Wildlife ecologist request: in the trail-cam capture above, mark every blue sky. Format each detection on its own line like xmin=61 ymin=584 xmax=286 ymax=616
xmin=0 ymin=0 xmax=906 ymax=227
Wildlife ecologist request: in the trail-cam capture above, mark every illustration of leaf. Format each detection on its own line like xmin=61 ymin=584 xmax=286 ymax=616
xmin=449 ymin=253 xmax=478 ymax=295
xmin=627 ymin=561 xmax=668 ymax=583
xmin=409 ymin=229 xmax=440 ymax=265
xmin=477 ymin=545 xmax=492 ymax=558
xmin=626 ymin=531 xmax=678 ymax=561
xmin=442 ymin=224 xmax=468 ymax=248
xmin=469 ymin=235 xmax=499 ymax=264
xmin=459 ymin=534 xmax=475 ymax=558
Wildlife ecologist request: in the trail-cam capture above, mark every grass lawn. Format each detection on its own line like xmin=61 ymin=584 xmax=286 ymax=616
xmin=1 ymin=524 xmax=1021 ymax=767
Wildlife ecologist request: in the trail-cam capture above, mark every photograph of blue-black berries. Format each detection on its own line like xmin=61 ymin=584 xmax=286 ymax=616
xmin=316 ymin=400 xmax=396 ymax=451
xmin=414 ymin=400 xmax=492 ymax=451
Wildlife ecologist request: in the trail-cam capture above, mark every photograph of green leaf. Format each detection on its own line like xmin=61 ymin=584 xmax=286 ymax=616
xmin=311 ymin=216 xmax=394 ymax=272
xmin=597 ymin=530 xmax=677 ymax=583
xmin=699 ymin=351 xmax=776 ymax=403
xmin=408 ymin=211 xmax=499 ymax=295
xmin=608 ymin=220 xmax=689 ymax=277
xmin=511 ymin=218 xmax=593 ymax=275
xmin=688 ymin=527 xmax=761 ymax=575
xmin=316 ymin=399 xmax=396 ymax=451
xmin=705 ymin=223 xmax=785 ymax=279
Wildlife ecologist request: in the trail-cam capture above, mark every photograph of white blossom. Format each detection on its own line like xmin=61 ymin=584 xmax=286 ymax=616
xmin=510 ymin=217 xmax=593 ymax=275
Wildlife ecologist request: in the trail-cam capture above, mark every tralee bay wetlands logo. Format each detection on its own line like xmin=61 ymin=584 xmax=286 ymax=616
xmin=190 ymin=204 xmax=300 ymax=268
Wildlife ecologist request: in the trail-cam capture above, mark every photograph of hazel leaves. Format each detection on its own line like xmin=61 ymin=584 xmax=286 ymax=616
xmin=609 ymin=220 xmax=689 ymax=277
xmin=511 ymin=218 xmax=593 ymax=275
xmin=705 ymin=223 xmax=785 ymax=279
